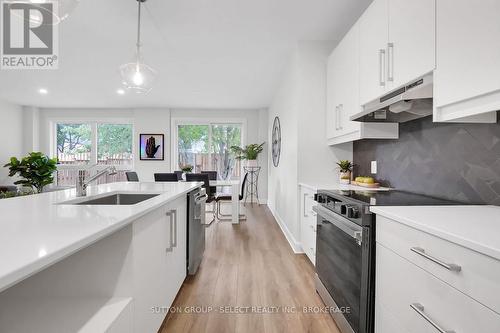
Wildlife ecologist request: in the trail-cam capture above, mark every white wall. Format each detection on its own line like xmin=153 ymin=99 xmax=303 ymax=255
xmin=296 ymin=42 xmax=353 ymax=186
xmin=133 ymin=109 xmax=171 ymax=182
xmin=267 ymin=41 xmax=353 ymax=251
xmin=0 ymin=99 xmax=24 ymax=185
xmin=267 ymin=51 xmax=300 ymax=248
xmin=35 ymin=107 xmax=268 ymax=200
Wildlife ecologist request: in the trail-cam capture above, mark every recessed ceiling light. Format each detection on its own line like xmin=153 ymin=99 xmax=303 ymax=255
xmin=117 ymin=89 xmax=125 ymax=95
xmin=38 ymin=88 xmax=48 ymax=95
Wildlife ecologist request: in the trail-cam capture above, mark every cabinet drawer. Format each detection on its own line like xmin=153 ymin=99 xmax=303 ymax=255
xmin=376 ymin=244 xmax=500 ymax=333
xmin=377 ymin=215 xmax=500 ymax=314
xmin=303 ymin=222 xmax=316 ymax=265
xmin=375 ymin=300 xmax=410 ymax=333
xmin=299 ymin=186 xmax=318 ymax=266
xmin=300 ymin=187 xmax=317 ymax=221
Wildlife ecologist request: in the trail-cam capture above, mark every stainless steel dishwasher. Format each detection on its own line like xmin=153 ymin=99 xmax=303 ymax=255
xmin=187 ymin=187 xmax=207 ymax=275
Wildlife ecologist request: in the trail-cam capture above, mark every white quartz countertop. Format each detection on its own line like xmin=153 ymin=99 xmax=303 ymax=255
xmin=0 ymin=182 xmax=202 ymax=293
xmin=298 ymin=182 xmax=391 ymax=192
xmin=371 ymin=205 xmax=500 ymax=261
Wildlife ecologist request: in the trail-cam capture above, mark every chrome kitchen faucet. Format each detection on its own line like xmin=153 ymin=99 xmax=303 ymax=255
xmin=76 ymin=166 xmax=117 ymax=197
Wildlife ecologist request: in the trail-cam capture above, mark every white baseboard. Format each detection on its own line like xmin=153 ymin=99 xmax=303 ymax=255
xmin=267 ymin=204 xmax=303 ymax=254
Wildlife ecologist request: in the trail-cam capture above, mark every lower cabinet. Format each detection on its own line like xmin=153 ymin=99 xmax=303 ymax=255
xmin=375 ymin=218 xmax=500 ymax=333
xmin=133 ymin=196 xmax=187 ymax=332
xmin=299 ymin=185 xmax=317 ymax=265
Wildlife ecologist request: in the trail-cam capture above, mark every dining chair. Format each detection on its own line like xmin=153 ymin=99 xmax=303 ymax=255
xmin=125 ymin=171 xmax=139 ymax=182
xmin=154 ymin=173 xmax=180 ymax=182
xmin=201 ymin=170 xmax=217 ymax=194
xmin=215 ymin=173 xmax=248 ymax=221
xmin=201 ymin=171 xmax=218 ymax=214
xmin=186 ymin=173 xmax=216 ymax=222
xmin=173 ymin=170 xmax=183 ymax=181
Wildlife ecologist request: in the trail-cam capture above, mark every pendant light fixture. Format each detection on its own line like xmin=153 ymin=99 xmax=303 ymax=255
xmin=9 ymin=0 xmax=80 ymax=25
xmin=119 ymin=0 xmax=157 ymax=94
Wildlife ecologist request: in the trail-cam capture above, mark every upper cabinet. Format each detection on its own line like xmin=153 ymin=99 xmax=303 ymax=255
xmin=387 ymin=0 xmax=435 ymax=90
xmin=327 ymin=20 xmax=398 ymax=145
xmin=433 ymin=0 xmax=500 ymax=123
xmin=359 ymin=0 xmax=435 ymax=105
xmin=359 ymin=0 xmax=389 ymax=105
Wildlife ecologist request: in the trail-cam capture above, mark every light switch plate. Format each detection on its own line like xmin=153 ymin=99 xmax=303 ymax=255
xmin=371 ymin=161 xmax=377 ymax=174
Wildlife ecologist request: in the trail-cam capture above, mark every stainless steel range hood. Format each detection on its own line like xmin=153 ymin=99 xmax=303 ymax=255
xmin=351 ymin=73 xmax=433 ymax=123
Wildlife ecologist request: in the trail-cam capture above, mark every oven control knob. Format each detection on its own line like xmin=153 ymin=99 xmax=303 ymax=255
xmin=347 ymin=207 xmax=359 ymax=218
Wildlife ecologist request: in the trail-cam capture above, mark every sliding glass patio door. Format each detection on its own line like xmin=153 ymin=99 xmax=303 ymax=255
xmin=176 ymin=123 xmax=242 ymax=180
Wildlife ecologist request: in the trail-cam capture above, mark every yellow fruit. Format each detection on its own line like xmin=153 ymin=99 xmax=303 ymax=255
xmin=364 ymin=177 xmax=375 ymax=184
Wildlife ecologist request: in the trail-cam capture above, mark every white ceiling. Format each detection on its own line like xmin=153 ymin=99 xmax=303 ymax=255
xmin=0 ymin=0 xmax=371 ymax=109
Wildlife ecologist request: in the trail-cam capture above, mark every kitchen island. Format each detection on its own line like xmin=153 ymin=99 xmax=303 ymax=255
xmin=0 ymin=181 xmax=202 ymax=333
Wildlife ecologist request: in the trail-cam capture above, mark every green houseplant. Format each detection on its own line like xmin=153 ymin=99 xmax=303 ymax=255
xmin=4 ymin=152 xmax=58 ymax=193
xmin=180 ymin=164 xmax=193 ymax=173
xmin=230 ymin=142 xmax=265 ymax=167
xmin=336 ymin=160 xmax=353 ymax=184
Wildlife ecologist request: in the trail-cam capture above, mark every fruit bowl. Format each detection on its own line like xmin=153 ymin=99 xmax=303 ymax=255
xmin=353 ymin=181 xmax=380 ymax=188
xmin=354 ymin=176 xmax=380 ymax=188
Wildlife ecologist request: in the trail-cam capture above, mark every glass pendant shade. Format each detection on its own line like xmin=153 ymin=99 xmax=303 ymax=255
xmin=9 ymin=0 xmax=80 ymax=25
xmin=120 ymin=59 xmax=157 ymax=94
xmin=119 ymin=0 xmax=156 ymax=94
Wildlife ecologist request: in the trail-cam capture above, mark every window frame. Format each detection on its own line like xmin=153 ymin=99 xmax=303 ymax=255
xmin=50 ymin=118 xmax=135 ymax=172
xmin=171 ymin=117 xmax=247 ymax=175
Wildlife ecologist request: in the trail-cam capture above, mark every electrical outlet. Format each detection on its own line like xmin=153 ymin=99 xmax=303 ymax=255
xmin=371 ymin=161 xmax=377 ymax=174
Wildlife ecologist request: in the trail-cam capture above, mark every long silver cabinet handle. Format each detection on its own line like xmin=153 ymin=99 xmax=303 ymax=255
xmin=410 ymin=303 xmax=455 ymax=333
xmin=338 ymin=104 xmax=343 ymax=130
xmin=165 ymin=211 xmax=174 ymax=253
xmin=410 ymin=247 xmax=461 ymax=272
xmin=172 ymin=209 xmax=178 ymax=248
xmin=303 ymin=193 xmax=309 ymax=217
xmin=379 ymin=49 xmax=386 ymax=86
xmin=334 ymin=105 xmax=339 ymax=130
xmin=387 ymin=42 xmax=394 ymax=82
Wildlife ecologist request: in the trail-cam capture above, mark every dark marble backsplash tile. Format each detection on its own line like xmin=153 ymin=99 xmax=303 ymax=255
xmin=353 ymin=112 xmax=500 ymax=205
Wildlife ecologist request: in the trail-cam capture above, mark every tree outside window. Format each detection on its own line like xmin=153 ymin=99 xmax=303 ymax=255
xmin=55 ymin=123 xmax=133 ymax=186
xmin=177 ymin=123 xmax=242 ymax=179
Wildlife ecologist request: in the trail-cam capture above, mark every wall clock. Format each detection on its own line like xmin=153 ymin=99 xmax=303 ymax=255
xmin=272 ymin=116 xmax=281 ymax=167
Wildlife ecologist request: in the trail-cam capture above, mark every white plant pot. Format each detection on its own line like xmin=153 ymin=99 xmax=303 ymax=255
xmin=246 ymin=159 xmax=258 ymax=167
xmin=339 ymin=171 xmax=351 ymax=184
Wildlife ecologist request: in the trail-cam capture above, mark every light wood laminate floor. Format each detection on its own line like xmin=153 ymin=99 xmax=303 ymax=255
xmin=160 ymin=205 xmax=340 ymax=333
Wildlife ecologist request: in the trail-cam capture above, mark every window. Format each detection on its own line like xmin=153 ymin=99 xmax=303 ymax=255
xmin=56 ymin=123 xmax=92 ymax=165
xmin=175 ymin=122 xmax=243 ymax=179
xmin=55 ymin=122 xmax=133 ymax=186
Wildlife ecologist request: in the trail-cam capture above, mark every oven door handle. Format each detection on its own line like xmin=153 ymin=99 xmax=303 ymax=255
xmin=313 ymin=205 xmax=363 ymax=245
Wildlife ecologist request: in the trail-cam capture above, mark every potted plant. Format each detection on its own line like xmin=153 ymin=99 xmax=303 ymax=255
xmin=230 ymin=142 xmax=265 ymax=167
xmin=180 ymin=164 xmax=193 ymax=173
xmin=336 ymin=160 xmax=353 ymax=184
xmin=4 ymin=152 xmax=58 ymax=193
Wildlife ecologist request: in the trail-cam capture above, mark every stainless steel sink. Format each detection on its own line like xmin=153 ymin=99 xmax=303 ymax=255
xmin=74 ymin=193 xmax=160 ymax=205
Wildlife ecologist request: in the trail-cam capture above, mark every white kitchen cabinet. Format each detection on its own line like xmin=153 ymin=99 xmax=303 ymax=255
xmin=377 ymin=214 xmax=500 ymax=314
xmin=359 ymin=0 xmax=435 ymax=105
xmin=376 ymin=244 xmax=500 ymax=333
xmin=387 ymin=0 xmax=435 ymax=90
xmin=327 ymin=20 xmax=398 ymax=145
xmin=299 ymin=185 xmax=317 ymax=265
xmin=165 ymin=196 xmax=187 ymax=305
xmin=359 ymin=0 xmax=388 ymax=105
xmin=375 ymin=215 xmax=500 ymax=333
xmin=133 ymin=197 xmax=187 ymax=333
xmin=433 ymin=0 xmax=500 ymax=123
